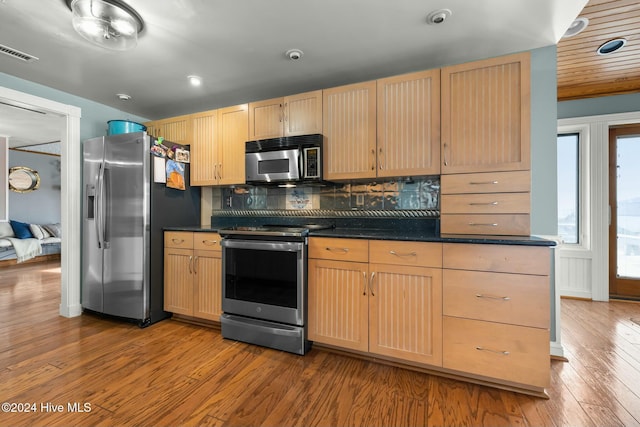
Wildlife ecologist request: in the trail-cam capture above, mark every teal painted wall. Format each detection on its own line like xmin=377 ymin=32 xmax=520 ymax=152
xmin=558 ymin=92 xmax=640 ymax=119
xmin=0 ymin=72 xmax=149 ymax=141
xmin=530 ymin=45 xmax=558 ymax=236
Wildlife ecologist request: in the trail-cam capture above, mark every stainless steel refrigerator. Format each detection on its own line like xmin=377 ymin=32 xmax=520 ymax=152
xmin=82 ymin=131 xmax=200 ymax=327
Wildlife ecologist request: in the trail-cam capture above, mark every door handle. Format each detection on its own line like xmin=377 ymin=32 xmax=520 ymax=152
xmin=362 ymin=271 xmax=367 ymax=295
xmin=369 ymin=271 xmax=376 ymax=296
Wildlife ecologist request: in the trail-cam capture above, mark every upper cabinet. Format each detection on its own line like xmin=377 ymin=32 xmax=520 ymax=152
xmin=323 ymin=70 xmax=441 ymax=181
xmin=145 ymin=114 xmax=193 ymax=146
xmin=440 ymin=52 xmax=531 ymax=174
xmin=377 ymin=69 xmax=441 ymax=177
xmin=248 ymin=90 xmax=322 ymax=140
xmin=323 ymin=81 xmax=377 ymax=180
xmin=217 ymin=104 xmax=248 ymax=186
xmin=190 ymin=110 xmax=218 ymax=186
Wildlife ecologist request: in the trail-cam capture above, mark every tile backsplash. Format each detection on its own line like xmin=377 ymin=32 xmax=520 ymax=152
xmin=211 ymin=177 xmax=439 ymax=212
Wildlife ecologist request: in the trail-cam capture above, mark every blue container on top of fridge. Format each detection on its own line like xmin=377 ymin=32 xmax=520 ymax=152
xmin=107 ymin=120 xmax=147 ymax=135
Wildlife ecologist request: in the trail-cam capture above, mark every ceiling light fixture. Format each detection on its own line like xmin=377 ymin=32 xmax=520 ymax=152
xmin=562 ymin=17 xmax=589 ymax=38
xmin=116 ymin=93 xmax=131 ymax=100
xmin=286 ymin=49 xmax=304 ymax=60
xmin=65 ymin=0 xmax=144 ymax=51
xmin=188 ymin=75 xmax=202 ymax=86
xmin=597 ymin=38 xmax=627 ymax=55
xmin=426 ymin=9 xmax=452 ymax=25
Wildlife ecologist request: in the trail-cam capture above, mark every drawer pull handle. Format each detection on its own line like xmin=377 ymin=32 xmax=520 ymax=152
xmin=171 ymin=238 xmax=185 ymax=244
xmin=326 ymin=247 xmax=349 ymax=253
xmin=476 ymin=294 xmax=511 ymax=301
xmin=202 ymin=239 xmax=218 ymax=246
xmin=470 ymin=180 xmax=499 ymax=185
xmin=476 ymin=346 xmax=510 ymax=356
xmin=469 ymin=222 xmax=498 ymax=227
xmin=390 ymin=250 xmax=417 ymax=257
xmin=469 ymin=202 xmax=499 ymax=206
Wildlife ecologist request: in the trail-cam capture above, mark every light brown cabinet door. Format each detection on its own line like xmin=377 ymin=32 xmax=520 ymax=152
xmin=191 ymin=110 xmax=218 ymax=186
xmin=368 ymin=263 xmax=442 ymax=366
xmin=377 ymin=70 xmax=441 ymax=177
xmin=323 ymin=81 xmax=377 ymax=180
xmin=149 ymin=114 xmax=193 ymax=146
xmin=163 ymin=248 xmax=194 ymax=316
xmin=284 ymin=90 xmax=322 ymax=136
xmin=441 ymin=52 xmax=530 ymax=174
xmin=217 ymin=104 xmax=248 ymax=185
xmin=307 ymin=258 xmax=369 ymax=352
xmin=248 ymin=98 xmax=283 ymax=140
xmin=193 ymin=249 xmax=222 ymax=321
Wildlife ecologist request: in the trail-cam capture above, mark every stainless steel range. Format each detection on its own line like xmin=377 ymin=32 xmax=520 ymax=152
xmin=219 ymin=224 xmax=330 ymax=355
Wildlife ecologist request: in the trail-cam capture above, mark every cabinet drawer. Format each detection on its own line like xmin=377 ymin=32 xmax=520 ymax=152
xmin=441 ymin=171 xmax=530 ymax=194
xmin=193 ymin=232 xmax=222 ymax=251
xmin=440 ymin=213 xmax=530 ymax=236
xmin=369 ymin=240 xmax=442 ymax=268
xmin=309 ymin=237 xmax=369 ymax=262
xmin=443 ymin=316 xmax=549 ymax=388
xmin=443 ymin=269 xmax=549 ymax=328
xmin=443 ymin=243 xmax=550 ymax=275
xmin=441 ymin=193 xmax=530 ymax=214
xmin=164 ymin=232 xmax=193 ymax=249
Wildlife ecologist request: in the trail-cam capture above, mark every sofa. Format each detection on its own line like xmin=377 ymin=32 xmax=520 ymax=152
xmin=0 ymin=220 xmax=61 ymax=265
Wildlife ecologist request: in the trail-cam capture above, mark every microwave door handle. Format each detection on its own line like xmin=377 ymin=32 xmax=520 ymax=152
xmin=298 ymin=149 xmax=303 ymax=179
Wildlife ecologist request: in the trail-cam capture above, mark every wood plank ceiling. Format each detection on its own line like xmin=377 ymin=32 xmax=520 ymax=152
xmin=557 ymin=0 xmax=640 ymax=100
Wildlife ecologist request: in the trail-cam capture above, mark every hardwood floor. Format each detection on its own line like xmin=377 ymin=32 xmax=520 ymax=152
xmin=1 ymin=261 xmax=639 ymax=427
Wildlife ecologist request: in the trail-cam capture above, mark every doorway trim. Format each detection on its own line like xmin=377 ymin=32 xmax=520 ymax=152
xmin=558 ymin=110 xmax=640 ymax=301
xmin=0 ymin=86 xmax=82 ymax=317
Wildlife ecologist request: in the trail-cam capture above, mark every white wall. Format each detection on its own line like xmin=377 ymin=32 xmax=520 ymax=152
xmin=0 ymin=137 xmax=6 ymax=222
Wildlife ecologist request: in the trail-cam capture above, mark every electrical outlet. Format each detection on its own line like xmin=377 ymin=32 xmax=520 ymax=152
xmin=356 ymin=194 xmax=365 ymax=206
xmin=226 ymin=196 xmax=232 ymax=208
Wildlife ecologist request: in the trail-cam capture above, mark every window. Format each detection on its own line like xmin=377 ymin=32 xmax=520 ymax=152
xmin=557 ymin=133 xmax=580 ymax=244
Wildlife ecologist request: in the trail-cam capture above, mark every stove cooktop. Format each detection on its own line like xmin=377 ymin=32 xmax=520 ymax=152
xmin=219 ymin=224 xmax=333 ymax=238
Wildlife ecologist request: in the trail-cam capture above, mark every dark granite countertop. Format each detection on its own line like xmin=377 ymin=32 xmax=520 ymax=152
xmin=307 ymin=228 xmax=555 ymax=246
xmin=165 ymin=225 xmax=555 ymax=246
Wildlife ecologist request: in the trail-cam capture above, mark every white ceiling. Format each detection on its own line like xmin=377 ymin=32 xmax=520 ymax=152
xmin=0 ymin=0 xmax=587 ymax=150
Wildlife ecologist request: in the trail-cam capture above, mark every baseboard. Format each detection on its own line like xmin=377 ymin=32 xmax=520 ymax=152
xmin=0 ymin=253 xmax=61 ymax=268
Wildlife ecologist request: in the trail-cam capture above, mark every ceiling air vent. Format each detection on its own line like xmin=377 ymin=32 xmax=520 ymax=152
xmin=0 ymin=44 xmax=39 ymax=62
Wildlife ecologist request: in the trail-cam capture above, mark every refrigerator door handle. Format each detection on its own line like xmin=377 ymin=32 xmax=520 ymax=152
xmin=96 ymin=163 xmax=106 ymax=249
xmin=102 ymin=166 xmax=111 ymax=249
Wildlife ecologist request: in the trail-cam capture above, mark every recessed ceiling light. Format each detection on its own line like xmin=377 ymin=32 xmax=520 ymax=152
xmin=597 ymin=38 xmax=627 ymax=55
xmin=426 ymin=9 xmax=452 ymax=25
xmin=188 ymin=75 xmax=202 ymax=86
xmin=285 ymin=49 xmax=303 ymax=60
xmin=116 ymin=93 xmax=131 ymax=100
xmin=563 ymin=17 xmax=589 ymax=38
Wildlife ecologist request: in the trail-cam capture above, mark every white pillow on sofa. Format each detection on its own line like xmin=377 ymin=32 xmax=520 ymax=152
xmin=0 ymin=222 xmax=15 ymax=238
xmin=29 ymin=224 xmax=51 ymax=240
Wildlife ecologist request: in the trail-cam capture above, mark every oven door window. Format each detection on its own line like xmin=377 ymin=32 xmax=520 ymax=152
xmin=224 ymin=242 xmax=301 ymax=309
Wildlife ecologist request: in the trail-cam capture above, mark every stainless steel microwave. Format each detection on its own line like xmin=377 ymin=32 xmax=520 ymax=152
xmin=245 ymin=134 xmax=323 ymax=184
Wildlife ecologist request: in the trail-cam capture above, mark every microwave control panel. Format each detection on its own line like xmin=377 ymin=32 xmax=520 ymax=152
xmin=303 ymin=147 xmax=320 ymax=179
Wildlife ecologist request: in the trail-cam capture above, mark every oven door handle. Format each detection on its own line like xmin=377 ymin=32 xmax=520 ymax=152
xmin=221 ymin=239 xmax=304 ymax=252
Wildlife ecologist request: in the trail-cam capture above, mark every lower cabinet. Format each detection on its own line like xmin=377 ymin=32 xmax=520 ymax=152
xmin=164 ymin=231 xmax=222 ymax=321
xmin=442 ymin=243 xmax=551 ymax=389
xmin=308 ymin=237 xmax=552 ymax=394
xmin=308 ymin=238 xmax=443 ymax=366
